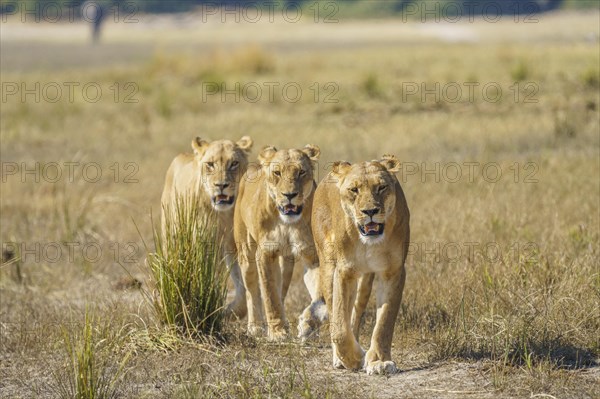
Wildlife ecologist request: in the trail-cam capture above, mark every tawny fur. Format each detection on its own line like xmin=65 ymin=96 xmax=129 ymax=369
xmin=300 ymin=155 xmax=410 ymax=375
xmin=234 ymin=145 xmax=321 ymax=341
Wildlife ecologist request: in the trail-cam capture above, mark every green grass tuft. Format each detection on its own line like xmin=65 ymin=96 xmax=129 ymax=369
xmin=146 ymin=194 xmax=228 ymax=339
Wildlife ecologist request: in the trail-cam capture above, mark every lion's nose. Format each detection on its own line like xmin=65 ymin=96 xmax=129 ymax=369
xmin=283 ymin=192 xmax=298 ymax=201
xmin=215 ymin=183 xmax=230 ymax=189
xmin=361 ymin=208 xmax=380 ymax=217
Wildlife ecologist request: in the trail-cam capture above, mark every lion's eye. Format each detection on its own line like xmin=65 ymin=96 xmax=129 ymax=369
xmin=229 ymin=161 xmax=239 ymax=170
xmin=299 ymin=170 xmax=307 ymax=177
xmin=378 ymin=185 xmax=388 ymax=193
xmin=206 ymin=162 xmax=215 ymax=170
xmin=349 ymin=187 xmax=358 ymax=194
xmin=274 ymin=170 xmax=281 ymax=177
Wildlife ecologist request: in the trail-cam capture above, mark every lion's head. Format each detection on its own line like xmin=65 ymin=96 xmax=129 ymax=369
xmin=258 ymin=144 xmax=320 ymax=224
xmin=192 ymin=136 xmax=253 ymax=211
xmin=331 ymin=155 xmax=401 ymax=244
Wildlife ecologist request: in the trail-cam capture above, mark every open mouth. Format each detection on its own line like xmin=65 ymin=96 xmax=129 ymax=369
xmin=213 ymin=195 xmax=234 ymax=206
xmin=358 ymin=222 xmax=384 ymax=236
xmin=278 ymin=204 xmax=303 ymax=216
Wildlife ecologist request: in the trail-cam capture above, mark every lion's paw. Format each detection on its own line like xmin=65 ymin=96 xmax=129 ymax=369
xmin=332 ymin=352 xmax=345 ymax=369
xmin=267 ymin=328 xmax=288 ymax=342
xmin=365 ymin=360 xmax=398 ymax=376
xmin=332 ymin=345 xmax=365 ymax=370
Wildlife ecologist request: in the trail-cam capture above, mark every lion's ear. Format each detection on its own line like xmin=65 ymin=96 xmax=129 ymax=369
xmin=237 ymin=136 xmax=253 ymax=153
xmin=258 ymin=145 xmax=277 ymax=164
xmin=191 ymin=137 xmax=209 ymax=156
xmin=330 ymin=161 xmax=351 ymax=180
xmin=302 ymin=144 xmax=321 ymax=162
xmin=380 ymin=154 xmax=401 ymax=173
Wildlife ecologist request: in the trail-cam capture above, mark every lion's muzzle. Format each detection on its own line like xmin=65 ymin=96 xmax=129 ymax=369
xmin=278 ymin=203 xmax=303 ymax=216
xmin=358 ymin=222 xmax=385 ymax=236
xmin=213 ymin=194 xmax=234 ymax=205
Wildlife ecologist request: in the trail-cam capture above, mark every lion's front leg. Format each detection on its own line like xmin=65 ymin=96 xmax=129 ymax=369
xmin=239 ymin=243 xmax=264 ymax=336
xmin=331 ymin=266 xmax=364 ymax=370
xmin=257 ymin=248 xmax=288 ymax=341
xmin=223 ymin=228 xmax=247 ymax=319
xmin=365 ymin=267 xmax=406 ymax=375
xmin=279 ymin=255 xmax=294 ymax=301
xmin=351 ymin=273 xmax=374 ymax=340
xmin=225 ymin=252 xmax=247 ymax=319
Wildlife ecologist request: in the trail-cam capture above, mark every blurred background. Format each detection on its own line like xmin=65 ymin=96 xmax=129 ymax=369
xmin=1 ymin=0 xmax=597 ymax=70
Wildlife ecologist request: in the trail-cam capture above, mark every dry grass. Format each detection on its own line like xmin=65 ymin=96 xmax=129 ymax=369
xmin=1 ymin=10 xmax=599 ymax=399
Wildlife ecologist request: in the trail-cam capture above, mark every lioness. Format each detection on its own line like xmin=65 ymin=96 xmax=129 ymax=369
xmin=300 ymin=155 xmax=410 ymax=375
xmin=161 ymin=136 xmax=253 ymax=318
xmin=234 ymin=145 xmax=321 ymax=340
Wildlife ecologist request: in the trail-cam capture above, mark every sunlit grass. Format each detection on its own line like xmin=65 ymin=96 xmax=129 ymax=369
xmin=144 ymin=194 xmax=228 ymax=339
xmin=49 ymin=308 xmax=131 ymax=399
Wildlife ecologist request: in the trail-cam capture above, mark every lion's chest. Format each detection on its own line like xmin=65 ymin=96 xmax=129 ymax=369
xmin=261 ymin=222 xmax=312 ymax=257
xmin=345 ymin=245 xmax=391 ymax=274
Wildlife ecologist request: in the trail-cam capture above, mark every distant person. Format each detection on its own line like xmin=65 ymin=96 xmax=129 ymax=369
xmin=81 ymin=0 xmax=107 ymax=44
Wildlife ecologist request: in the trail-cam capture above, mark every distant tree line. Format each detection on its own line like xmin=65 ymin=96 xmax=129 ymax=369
xmin=2 ymin=0 xmax=597 ymax=17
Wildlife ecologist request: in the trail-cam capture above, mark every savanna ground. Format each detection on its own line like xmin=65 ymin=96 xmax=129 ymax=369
xmin=1 ymin=8 xmax=599 ymax=399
